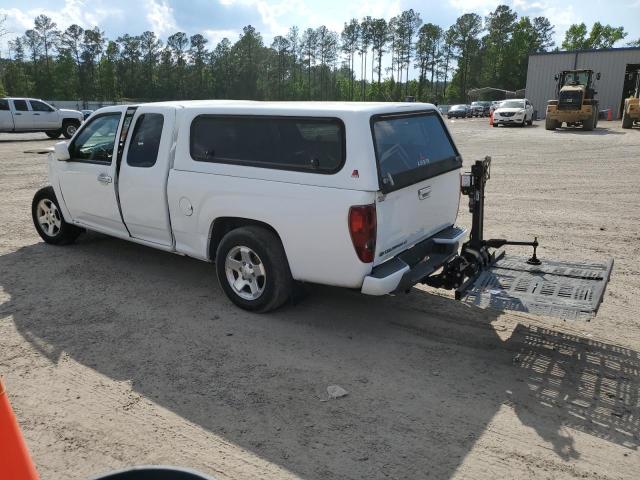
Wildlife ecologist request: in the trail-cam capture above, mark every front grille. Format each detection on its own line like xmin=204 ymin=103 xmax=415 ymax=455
xmin=558 ymin=91 xmax=582 ymax=110
xmin=500 ymin=112 xmax=515 ymax=117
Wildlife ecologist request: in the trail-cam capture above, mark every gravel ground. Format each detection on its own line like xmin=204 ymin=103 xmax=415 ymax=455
xmin=1 ymin=119 xmax=639 ymax=480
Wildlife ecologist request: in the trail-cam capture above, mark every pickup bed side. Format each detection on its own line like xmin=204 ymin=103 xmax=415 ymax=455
xmin=167 ymin=170 xmax=375 ymax=288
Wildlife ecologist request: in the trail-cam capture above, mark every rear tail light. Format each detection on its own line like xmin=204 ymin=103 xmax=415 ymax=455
xmin=348 ymin=204 xmax=377 ymax=263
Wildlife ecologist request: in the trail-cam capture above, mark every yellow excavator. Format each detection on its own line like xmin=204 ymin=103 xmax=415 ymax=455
xmin=545 ymin=69 xmax=600 ymax=131
xmin=622 ymin=68 xmax=640 ymax=129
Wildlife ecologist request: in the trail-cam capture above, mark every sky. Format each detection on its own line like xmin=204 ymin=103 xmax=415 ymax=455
xmin=0 ymin=0 xmax=638 ymax=77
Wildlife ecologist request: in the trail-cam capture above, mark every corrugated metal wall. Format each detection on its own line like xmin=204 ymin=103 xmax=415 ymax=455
xmin=525 ymin=48 xmax=640 ymax=118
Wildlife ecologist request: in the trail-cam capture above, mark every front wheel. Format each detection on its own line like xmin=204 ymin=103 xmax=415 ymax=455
xmin=62 ymin=120 xmax=80 ymax=139
xmin=582 ymin=111 xmax=595 ymax=131
xmin=45 ymin=129 xmax=62 ymax=139
xmin=32 ymin=186 xmax=82 ymax=245
xmin=216 ymin=226 xmax=293 ymax=312
xmin=622 ymin=108 xmax=633 ymax=129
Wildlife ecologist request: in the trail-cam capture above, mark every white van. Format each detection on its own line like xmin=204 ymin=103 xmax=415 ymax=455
xmin=33 ymin=101 xmax=467 ymax=311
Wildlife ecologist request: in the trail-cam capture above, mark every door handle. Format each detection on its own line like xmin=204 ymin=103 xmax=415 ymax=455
xmin=97 ymin=173 xmax=112 ymax=184
xmin=33 ymin=113 xmax=40 ymax=115
xmin=15 ymin=112 xmax=22 ymax=115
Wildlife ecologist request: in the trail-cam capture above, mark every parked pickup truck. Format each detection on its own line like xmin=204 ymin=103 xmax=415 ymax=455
xmin=32 ymin=101 xmax=468 ymax=312
xmin=0 ymin=97 xmax=83 ymax=138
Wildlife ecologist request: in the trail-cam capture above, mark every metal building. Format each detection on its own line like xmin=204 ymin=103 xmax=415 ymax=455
xmin=525 ymin=47 xmax=640 ymax=118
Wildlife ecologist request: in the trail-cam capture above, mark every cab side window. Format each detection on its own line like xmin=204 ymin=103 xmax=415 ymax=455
xmin=0 ymin=99 xmax=9 ymax=111
xmin=13 ymin=100 xmax=29 ymax=111
xmin=126 ymin=114 xmax=164 ymax=168
xmin=30 ymin=100 xmax=54 ymax=112
xmin=69 ymin=113 xmax=121 ymax=164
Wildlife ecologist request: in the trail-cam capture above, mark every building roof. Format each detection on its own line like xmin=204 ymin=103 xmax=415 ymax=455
xmin=530 ymin=46 xmax=640 ymax=57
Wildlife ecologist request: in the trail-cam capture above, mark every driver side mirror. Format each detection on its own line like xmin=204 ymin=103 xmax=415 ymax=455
xmin=554 ymin=74 xmax=559 ymax=81
xmin=596 ymin=72 xmax=601 ymax=80
xmin=54 ymin=141 xmax=70 ymax=161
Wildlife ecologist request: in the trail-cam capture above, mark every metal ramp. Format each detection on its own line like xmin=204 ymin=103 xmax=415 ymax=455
xmin=459 ymin=255 xmax=614 ymax=320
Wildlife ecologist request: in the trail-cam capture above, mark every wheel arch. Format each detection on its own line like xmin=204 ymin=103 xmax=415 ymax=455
xmin=207 ymin=216 xmax=285 ymax=262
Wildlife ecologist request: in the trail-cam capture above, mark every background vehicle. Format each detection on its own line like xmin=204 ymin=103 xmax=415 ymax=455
xmin=0 ymin=97 xmax=83 ymax=138
xmin=81 ymin=109 xmax=94 ymax=120
xmin=470 ymin=101 xmax=491 ymax=117
xmin=490 ymin=101 xmax=502 ymax=114
xmin=545 ymin=69 xmax=600 ymax=131
xmin=448 ymin=104 xmax=469 ymax=118
xmin=492 ymin=99 xmax=534 ymax=127
xmin=622 ymin=68 xmax=640 ymax=129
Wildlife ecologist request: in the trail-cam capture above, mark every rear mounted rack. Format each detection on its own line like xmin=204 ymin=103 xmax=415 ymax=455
xmin=423 ymin=157 xmax=613 ymax=320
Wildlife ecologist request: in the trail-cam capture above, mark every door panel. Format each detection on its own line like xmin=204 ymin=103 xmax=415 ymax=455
xmin=57 ymin=112 xmax=128 ymax=236
xmin=0 ymin=99 xmax=13 ymax=130
xmin=10 ymin=99 xmax=32 ymax=130
xmin=29 ymin=100 xmax=59 ymax=129
xmin=118 ymin=107 xmax=175 ymax=246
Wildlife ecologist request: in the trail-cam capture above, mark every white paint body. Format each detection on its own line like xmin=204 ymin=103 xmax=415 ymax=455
xmin=493 ymin=98 xmax=535 ymax=125
xmin=47 ymin=100 xmax=462 ymax=294
xmin=0 ymin=97 xmax=83 ymax=133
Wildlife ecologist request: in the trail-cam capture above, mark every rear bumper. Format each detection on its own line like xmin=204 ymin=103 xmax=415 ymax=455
xmin=361 ymin=226 xmax=467 ymax=296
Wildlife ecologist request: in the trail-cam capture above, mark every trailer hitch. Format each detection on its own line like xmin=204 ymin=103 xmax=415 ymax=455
xmin=424 ymin=156 xmax=542 ymax=297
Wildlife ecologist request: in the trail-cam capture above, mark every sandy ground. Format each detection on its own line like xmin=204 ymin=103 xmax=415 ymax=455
xmin=1 ymin=119 xmax=639 ymax=480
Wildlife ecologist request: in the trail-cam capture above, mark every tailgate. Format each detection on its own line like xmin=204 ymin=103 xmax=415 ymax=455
xmin=375 ymin=169 xmax=460 ymax=265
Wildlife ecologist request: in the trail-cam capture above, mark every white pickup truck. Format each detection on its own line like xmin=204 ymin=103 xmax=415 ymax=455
xmin=31 ymin=100 xmax=615 ymax=319
xmin=1 ymin=97 xmax=84 ymax=138
xmin=32 ymin=101 xmax=470 ymax=311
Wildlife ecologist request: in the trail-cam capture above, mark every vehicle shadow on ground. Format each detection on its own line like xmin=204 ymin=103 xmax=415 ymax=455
xmin=1 ymin=235 xmax=638 ymax=479
xmin=0 ymin=137 xmax=55 ymax=143
xmin=551 ymin=127 xmax=625 ymax=135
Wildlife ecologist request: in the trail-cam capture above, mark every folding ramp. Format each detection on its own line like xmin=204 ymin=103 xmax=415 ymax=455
xmin=458 ymin=255 xmax=614 ymax=320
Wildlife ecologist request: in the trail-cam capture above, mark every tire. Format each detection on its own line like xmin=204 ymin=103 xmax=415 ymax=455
xmin=622 ymin=108 xmax=633 ymax=129
xmin=215 ymin=226 xmax=293 ymax=312
xmin=32 ymin=186 xmax=82 ymax=245
xmin=45 ymin=130 xmax=62 ymax=139
xmin=545 ymin=117 xmax=557 ymax=130
xmin=520 ymin=118 xmax=526 ymax=127
xmin=492 ymin=123 xmax=498 ymax=127
xmin=62 ymin=120 xmax=80 ymax=139
xmin=582 ymin=111 xmax=595 ymax=131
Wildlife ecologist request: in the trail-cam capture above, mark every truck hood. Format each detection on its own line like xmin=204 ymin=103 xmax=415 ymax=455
xmin=58 ymin=108 xmax=84 ymax=119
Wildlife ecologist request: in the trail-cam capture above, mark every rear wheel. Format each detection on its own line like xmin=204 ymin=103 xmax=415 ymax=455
xmin=622 ymin=108 xmax=633 ymax=129
xmin=62 ymin=120 xmax=80 ymax=139
xmin=545 ymin=117 xmax=558 ymax=130
xmin=45 ymin=130 xmax=62 ymax=139
xmin=32 ymin=186 xmax=82 ymax=245
xmin=215 ymin=226 xmax=293 ymax=312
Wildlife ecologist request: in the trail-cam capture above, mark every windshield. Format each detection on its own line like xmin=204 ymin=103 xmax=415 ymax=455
xmin=499 ymin=100 xmax=525 ymax=109
xmin=561 ymin=71 xmax=590 ymax=87
xmin=451 ymin=105 xmax=465 ymax=110
xmin=372 ymin=111 xmax=461 ymax=193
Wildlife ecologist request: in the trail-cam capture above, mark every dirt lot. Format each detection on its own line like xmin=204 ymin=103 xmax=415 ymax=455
xmin=1 ymin=119 xmax=639 ymax=480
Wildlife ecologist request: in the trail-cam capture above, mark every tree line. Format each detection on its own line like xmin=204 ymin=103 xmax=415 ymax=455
xmin=0 ymin=6 xmax=632 ymax=105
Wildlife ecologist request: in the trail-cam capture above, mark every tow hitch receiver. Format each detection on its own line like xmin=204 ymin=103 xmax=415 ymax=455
xmin=424 ymin=157 xmax=613 ymax=320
